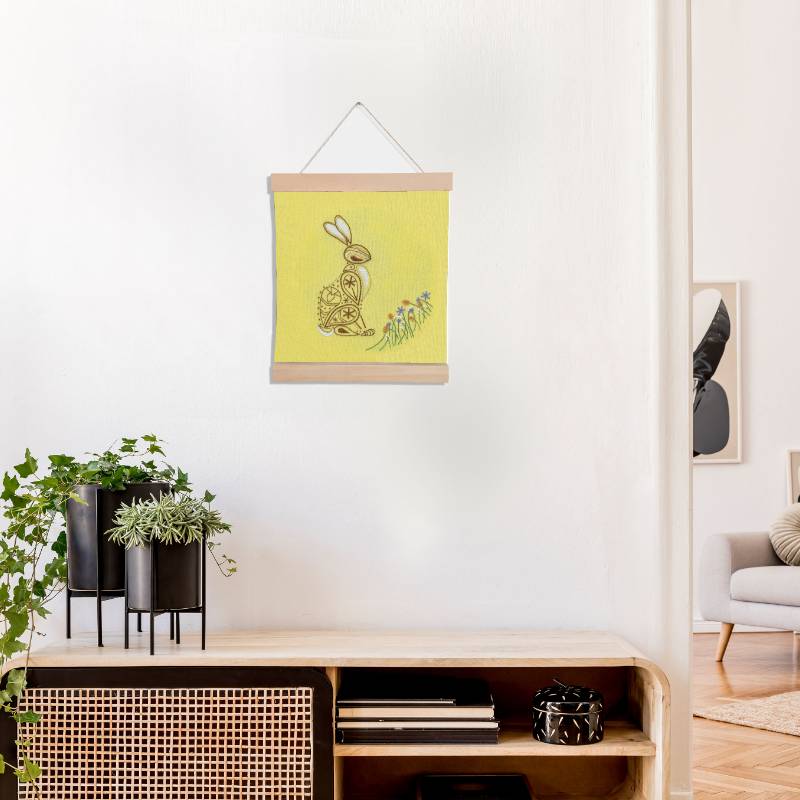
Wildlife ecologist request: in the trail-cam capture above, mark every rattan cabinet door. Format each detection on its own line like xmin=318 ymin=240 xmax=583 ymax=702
xmin=0 ymin=667 xmax=333 ymax=800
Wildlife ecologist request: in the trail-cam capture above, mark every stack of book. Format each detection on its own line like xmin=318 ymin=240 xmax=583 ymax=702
xmin=336 ymin=675 xmax=498 ymax=745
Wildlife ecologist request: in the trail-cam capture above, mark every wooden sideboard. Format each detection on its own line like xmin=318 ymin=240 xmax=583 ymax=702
xmin=1 ymin=630 xmax=669 ymax=800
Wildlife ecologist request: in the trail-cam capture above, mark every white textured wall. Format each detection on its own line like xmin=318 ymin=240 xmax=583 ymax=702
xmin=0 ymin=2 xmax=690 ymax=793
xmin=693 ymin=1 xmax=800 ymax=627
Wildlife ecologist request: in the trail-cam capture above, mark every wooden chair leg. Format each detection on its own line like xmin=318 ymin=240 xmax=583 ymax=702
xmin=716 ymin=622 xmax=734 ymax=662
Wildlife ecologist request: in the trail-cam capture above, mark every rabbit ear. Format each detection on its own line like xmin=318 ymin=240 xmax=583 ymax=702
xmin=334 ymin=215 xmax=352 ymax=244
xmin=323 ymin=221 xmax=348 ymax=244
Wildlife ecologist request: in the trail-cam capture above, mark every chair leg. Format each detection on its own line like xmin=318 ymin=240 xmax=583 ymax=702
xmin=715 ymin=622 xmax=734 ymax=662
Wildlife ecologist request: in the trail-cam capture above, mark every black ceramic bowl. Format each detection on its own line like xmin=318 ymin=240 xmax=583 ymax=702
xmin=532 ymin=680 xmax=604 ymax=746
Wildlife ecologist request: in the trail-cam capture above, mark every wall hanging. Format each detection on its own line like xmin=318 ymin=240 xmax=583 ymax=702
xmin=270 ymin=103 xmax=452 ymax=384
xmin=693 ymin=280 xmax=741 ymax=463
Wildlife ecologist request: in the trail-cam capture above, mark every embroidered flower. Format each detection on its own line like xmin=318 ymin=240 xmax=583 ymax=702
xmin=368 ymin=289 xmax=432 ymax=353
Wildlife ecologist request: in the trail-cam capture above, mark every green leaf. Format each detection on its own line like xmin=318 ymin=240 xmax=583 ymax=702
xmin=173 ymin=467 xmax=190 ymax=492
xmin=0 ymin=753 xmax=5 ymax=774
xmin=5 ymin=669 xmax=26 ymax=698
xmin=0 ymin=632 xmax=27 ymax=658
xmin=16 ymin=757 xmax=41 ymax=782
xmin=15 ymin=710 xmax=40 ymax=724
xmin=5 ymin=611 xmax=27 ymax=641
xmin=47 ymin=454 xmax=75 ymax=467
xmin=51 ymin=531 xmax=67 ymax=557
xmin=141 ymin=434 xmax=158 ymax=443
xmin=1 ymin=472 xmax=20 ymax=501
xmin=202 ymin=490 xmax=216 ymax=504
xmin=14 ymin=449 xmax=38 ymax=479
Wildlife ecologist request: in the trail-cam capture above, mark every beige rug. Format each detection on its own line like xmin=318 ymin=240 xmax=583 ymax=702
xmin=695 ymin=690 xmax=800 ymax=736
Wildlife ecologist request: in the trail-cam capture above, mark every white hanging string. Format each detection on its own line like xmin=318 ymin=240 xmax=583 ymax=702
xmin=299 ymin=101 xmax=424 ymax=173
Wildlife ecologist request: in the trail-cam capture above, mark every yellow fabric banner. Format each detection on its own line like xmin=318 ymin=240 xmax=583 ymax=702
xmin=273 ymin=190 xmax=449 ymax=364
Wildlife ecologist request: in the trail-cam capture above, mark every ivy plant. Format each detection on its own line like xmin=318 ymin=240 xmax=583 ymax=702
xmin=71 ymin=434 xmax=191 ymax=492
xmin=0 ymin=434 xmax=194 ymax=794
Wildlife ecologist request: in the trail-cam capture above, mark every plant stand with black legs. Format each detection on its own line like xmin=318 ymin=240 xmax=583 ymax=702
xmin=66 ymin=485 xmax=126 ymax=648
xmin=65 ymin=587 xmax=124 ymax=648
xmin=124 ymin=535 xmax=207 ymax=656
xmin=66 ymin=481 xmax=169 ymax=646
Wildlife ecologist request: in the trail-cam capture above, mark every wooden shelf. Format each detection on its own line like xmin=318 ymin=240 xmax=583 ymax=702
xmin=334 ymin=721 xmax=655 ymax=758
xmin=323 ymin=634 xmax=669 ymax=799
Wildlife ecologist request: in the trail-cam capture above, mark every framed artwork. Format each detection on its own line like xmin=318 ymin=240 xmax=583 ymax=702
xmin=787 ymin=450 xmax=800 ymax=505
xmin=693 ymin=281 xmax=741 ymax=463
xmin=270 ymin=172 xmax=452 ymax=384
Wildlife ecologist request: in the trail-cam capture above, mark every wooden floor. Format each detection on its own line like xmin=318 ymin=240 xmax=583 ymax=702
xmin=694 ymin=631 xmax=800 ymax=799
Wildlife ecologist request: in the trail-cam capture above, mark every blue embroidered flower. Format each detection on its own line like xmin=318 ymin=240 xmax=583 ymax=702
xmin=421 ymin=291 xmax=431 ymax=300
xmin=396 ymin=306 xmax=405 ymax=317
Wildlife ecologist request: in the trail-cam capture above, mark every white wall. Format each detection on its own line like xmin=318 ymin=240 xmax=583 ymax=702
xmin=692 ymin=1 xmax=800 ymax=627
xmin=0 ymin=2 xmax=690 ymax=794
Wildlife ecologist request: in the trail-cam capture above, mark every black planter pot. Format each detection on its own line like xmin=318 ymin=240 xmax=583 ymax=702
xmin=66 ymin=482 xmax=170 ymax=591
xmin=126 ymin=540 xmax=202 ymax=612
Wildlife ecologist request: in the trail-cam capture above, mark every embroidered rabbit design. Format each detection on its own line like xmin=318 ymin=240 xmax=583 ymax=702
xmin=317 ymin=216 xmax=375 ymax=337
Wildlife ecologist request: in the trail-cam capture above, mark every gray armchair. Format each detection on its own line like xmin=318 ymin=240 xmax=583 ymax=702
xmin=700 ymin=532 xmax=800 ymax=660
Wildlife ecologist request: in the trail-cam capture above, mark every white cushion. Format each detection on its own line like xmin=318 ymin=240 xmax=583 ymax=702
xmin=731 ymin=566 xmax=800 ymax=607
xmin=770 ymin=504 xmax=800 ymax=565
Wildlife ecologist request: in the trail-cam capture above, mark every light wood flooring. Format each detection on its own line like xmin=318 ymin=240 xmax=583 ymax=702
xmin=695 ymin=632 xmax=800 ymax=799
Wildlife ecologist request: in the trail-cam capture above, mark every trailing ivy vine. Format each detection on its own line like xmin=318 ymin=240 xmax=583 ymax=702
xmin=0 ymin=448 xmax=71 ymax=791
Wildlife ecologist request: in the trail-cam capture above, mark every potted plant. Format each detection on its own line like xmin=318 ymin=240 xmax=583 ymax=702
xmin=0 ymin=436 xmax=226 ymax=790
xmin=108 ymin=491 xmax=235 ymax=614
xmin=65 ymin=435 xmax=189 ymax=595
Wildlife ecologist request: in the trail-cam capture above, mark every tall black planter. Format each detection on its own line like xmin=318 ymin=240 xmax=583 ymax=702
xmin=66 ymin=482 xmax=169 ymax=646
xmin=125 ymin=537 xmax=207 ymax=656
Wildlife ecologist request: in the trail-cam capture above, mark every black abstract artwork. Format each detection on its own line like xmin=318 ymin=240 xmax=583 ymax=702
xmin=693 ymin=291 xmax=731 ymax=457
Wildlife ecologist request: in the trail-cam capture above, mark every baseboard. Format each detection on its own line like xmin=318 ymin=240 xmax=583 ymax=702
xmin=671 ymin=791 xmax=692 ymax=800
xmin=693 ymin=618 xmax=785 ymax=634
